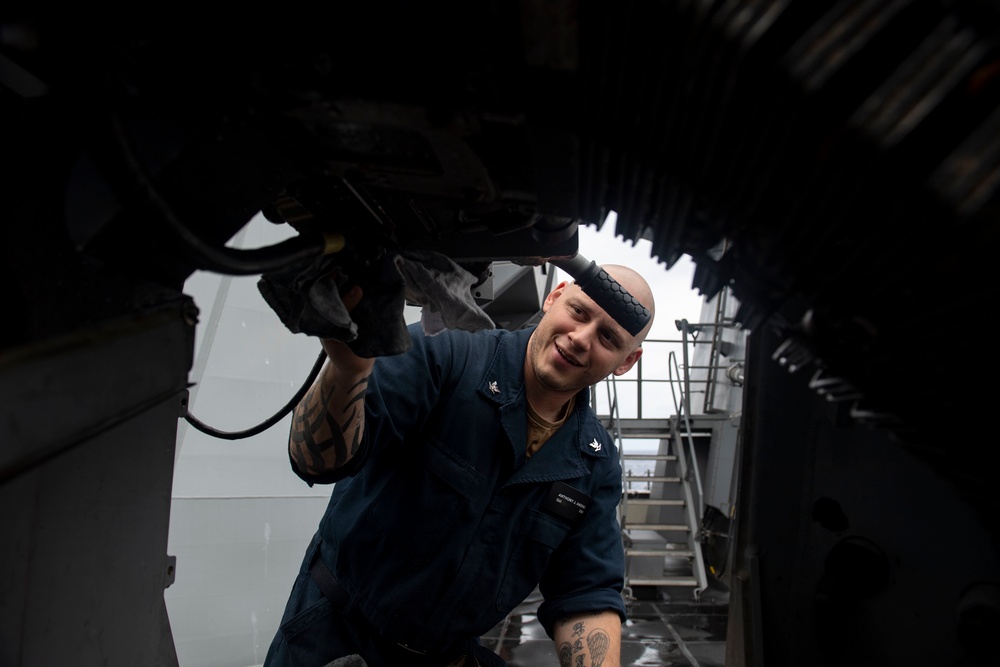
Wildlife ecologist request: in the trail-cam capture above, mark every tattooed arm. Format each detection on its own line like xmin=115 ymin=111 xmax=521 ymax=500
xmin=554 ymin=611 xmax=622 ymax=667
xmin=288 ymin=286 xmax=375 ymax=478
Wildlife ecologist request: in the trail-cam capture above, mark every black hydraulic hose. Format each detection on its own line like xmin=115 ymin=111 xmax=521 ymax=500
xmin=550 ymin=254 xmax=651 ymax=336
xmin=104 ymin=108 xmax=334 ymax=276
xmin=184 ymin=348 xmax=327 ymax=440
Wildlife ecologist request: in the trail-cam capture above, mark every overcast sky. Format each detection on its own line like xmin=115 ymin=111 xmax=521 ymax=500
xmin=570 ymin=212 xmax=705 ymax=340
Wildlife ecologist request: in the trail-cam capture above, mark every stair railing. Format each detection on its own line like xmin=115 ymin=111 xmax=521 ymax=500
xmin=602 ymin=373 xmax=630 ymax=529
xmin=666 ymin=402 xmax=710 ymax=599
xmin=670 ymin=325 xmax=706 ymax=520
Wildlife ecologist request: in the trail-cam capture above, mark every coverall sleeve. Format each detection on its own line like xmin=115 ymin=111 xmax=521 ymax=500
xmin=349 ymin=323 xmax=458 ymax=476
xmin=535 ymin=442 xmax=628 ymax=636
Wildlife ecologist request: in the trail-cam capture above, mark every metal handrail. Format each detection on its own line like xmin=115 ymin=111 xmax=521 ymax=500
xmin=604 ymin=375 xmax=631 ymax=528
xmin=668 ymin=345 xmax=705 ymax=521
xmin=669 ymin=414 xmax=710 ymax=599
xmin=593 ymin=330 xmax=741 ymax=421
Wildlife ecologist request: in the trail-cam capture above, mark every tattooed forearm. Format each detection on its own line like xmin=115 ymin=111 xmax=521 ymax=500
xmin=289 ymin=370 xmax=369 ymax=475
xmin=554 ymin=613 xmax=619 ymax=667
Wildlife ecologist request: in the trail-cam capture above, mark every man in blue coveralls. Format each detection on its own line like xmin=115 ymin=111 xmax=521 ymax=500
xmin=265 ymin=263 xmax=655 ymax=667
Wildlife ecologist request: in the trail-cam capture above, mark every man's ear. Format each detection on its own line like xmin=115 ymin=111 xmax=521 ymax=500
xmin=541 ymin=280 xmax=571 ymax=313
xmin=612 ymin=347 xmax=643 ymax=376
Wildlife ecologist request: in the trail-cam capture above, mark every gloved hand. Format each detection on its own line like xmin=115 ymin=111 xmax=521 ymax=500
xmin=258 ymin=249 xmax=494 ymax=357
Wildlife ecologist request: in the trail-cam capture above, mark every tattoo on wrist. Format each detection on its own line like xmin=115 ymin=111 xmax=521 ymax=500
xmin=556 ymin=618 xmax=611 ymax=667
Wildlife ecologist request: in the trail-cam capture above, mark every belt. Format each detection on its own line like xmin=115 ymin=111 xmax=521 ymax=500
xmin=308 ymin=551 xmax=352 ymax=613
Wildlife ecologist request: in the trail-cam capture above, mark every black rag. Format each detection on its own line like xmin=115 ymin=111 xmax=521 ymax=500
xmin=257 ymin=249 xmax=495 ymax=357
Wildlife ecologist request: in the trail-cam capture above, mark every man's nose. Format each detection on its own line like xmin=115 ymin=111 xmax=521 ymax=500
xmin=568 ymin=322 xmax=598 ymax=350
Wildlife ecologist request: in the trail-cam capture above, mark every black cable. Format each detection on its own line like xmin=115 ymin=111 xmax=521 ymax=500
xmin=92 ymin=52 xmax=330 ymax=276
xmin=184 ymin=348 xmax=327 ymax=440
xmin=105 ymin=108 xmax=329 ymax=275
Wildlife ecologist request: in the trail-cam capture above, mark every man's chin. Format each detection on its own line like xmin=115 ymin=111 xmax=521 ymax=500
xmin=536 ymin=369 xmax=585 ymax=395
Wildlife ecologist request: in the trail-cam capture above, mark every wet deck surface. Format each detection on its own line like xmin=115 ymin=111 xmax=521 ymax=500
xmin=482 ymin=583 xmax=730 ymax=666
xmin=306 ymin=583 xmax=731 ymax=666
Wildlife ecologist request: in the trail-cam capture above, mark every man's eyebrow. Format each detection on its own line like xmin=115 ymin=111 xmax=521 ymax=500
xmin=569 ymin=291 xmax=628 ymax=338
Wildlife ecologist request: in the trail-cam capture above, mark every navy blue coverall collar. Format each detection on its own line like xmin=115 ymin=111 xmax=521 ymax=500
xmin=475 ymin=326 xmax=612 ymax=485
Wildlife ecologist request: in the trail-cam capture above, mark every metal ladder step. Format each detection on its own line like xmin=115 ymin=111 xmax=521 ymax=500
xmin=623 ymin=523 xmax=690 ymax=532
xmin=624 ymin=475 xmax=681 ymax=483
xmin=625 ymin=548 xmax=695 ymax=558
xmin=627 ymin=576 xmax=701 ymax=587
xmin=625 ymin=498 xmax=685 ymax=506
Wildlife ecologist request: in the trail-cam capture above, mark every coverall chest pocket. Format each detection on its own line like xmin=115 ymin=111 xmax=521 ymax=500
xmin=369 ymin=439 xmax=482 ymax=567
xmin=496 ymin=509 xmax=571 ymax=613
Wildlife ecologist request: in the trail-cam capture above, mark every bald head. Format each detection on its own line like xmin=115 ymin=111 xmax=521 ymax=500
xmin=526 ymin=262 xmax=654 ymax=412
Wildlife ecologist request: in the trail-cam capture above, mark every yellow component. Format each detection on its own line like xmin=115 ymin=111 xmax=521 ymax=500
xmin=322 ymin=232 xmax=346 ymax=255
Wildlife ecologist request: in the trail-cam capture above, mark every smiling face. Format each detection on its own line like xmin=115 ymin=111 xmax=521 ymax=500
xmin=524 ymin=265 xmax=654 ymax=411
